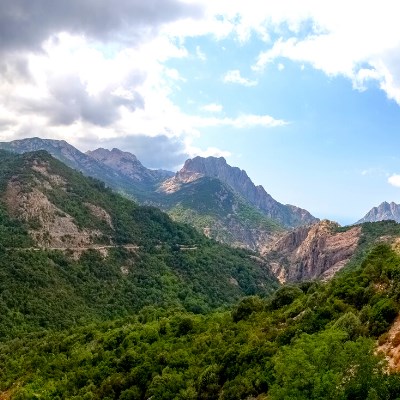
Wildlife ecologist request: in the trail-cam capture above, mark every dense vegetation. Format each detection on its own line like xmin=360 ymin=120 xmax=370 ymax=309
xmin=0 ymin=151 xmax=277 ymax=340
xmin=2 ymin=243 xmax=400 ymax=398
xmin=3 ymin=150 xmax=400 ymax=398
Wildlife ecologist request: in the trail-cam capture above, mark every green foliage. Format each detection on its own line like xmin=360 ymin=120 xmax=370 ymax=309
xmin=270 ymin=285 xmax=304 ymax=310
xmin=0 ymin=151 xmax=278 ymax=339
xmin=2 ymin=151 xmax=400 ymax=399
xmin=231 ymin=296 xmax=264 ymax=322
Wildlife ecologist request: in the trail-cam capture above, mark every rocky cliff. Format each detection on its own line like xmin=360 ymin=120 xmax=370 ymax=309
xmin=357 ymin=201 xmax=400 ymax=224
xmin=162 ymin=156 xmax=318 ymax=228
xmin=263 ymin=220 xmax=361 ymax=282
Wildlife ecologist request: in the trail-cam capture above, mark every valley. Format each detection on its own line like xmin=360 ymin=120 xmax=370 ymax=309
xmin=1 ymin=140 xmax=400 ymax=399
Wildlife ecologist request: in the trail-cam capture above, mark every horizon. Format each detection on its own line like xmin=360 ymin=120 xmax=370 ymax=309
xmin=1 ymin=1 xmax=400 ymax=224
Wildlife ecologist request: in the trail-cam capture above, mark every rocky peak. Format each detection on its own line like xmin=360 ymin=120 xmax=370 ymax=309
xmin=171 ymin=156 xmax=318 ymax=229
xmin=357 ymin=201 xmax=400 ymax=224
xmin=87 ymin=147 xmax=139 ymax=164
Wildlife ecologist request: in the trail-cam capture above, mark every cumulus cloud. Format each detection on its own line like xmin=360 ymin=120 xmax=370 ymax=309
xmin=388 ymin=174 xmax=400 ymax=187
xmin=239 ymin=0 xmax=400 ymax=104
xmin=0 ymin=0 xmax=203 ymax=53
xmin=223 ymin=70 xmax=257 ymax=87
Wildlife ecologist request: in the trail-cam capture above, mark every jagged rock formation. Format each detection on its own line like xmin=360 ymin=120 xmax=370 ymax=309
xmin=357 ymin=201 xmax=400 ymax=224
xmin=263 ymin=220 xmax=361 ymax=283
xmin=86 ymin=147 xmax=173 ymax=185
xmin=162 ymin=156 xmax=318 ymax=229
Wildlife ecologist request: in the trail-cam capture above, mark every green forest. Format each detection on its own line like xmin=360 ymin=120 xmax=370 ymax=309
xmin=1 ymin=151 xmax=400 ymax=399
xmin=2 ymin=244 xmax=400 ymax=399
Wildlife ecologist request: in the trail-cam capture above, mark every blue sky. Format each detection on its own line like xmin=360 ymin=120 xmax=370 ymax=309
xmin=1 ymin=0 xmax=400 ymax=224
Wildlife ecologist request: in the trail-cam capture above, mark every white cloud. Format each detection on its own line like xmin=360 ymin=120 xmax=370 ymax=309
xmin=200 ymin=103 xmax=223 ymax=113
xmin=388 ymin=174 xmax=400 ymax=187
xmin=223 ymin=69 xmax=257 ymax=87
xmin=190 ymin=114 xmax=288 ymax=128
xmin=196 ymin=45 xmax=206 ymax=61
xmin=187 ymin=145 xmax=231 ymax=159
xmin=278 ymin=63 xmax=285 ymax=71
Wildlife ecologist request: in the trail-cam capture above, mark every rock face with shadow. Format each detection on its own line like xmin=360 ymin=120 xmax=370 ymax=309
xmin=262 ymin=220 xmax=361 ymax=283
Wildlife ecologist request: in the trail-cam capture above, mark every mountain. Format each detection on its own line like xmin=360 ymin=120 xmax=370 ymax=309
xmin=357 ymin=201 xmax=400 ymax=224
xmin=160 ymin=175 xmax=283 ymax=251
xmin=0 ymin=149 xmax=278 ymax=338
xmin=0 ymin=138 xmax=317 ymax=252
xmin=0 ymin=137 xmax=148 ymax=197
xmin=86 ymin=149 xmax=287 ymax=250
xmin=86 ymin=147 xmax=173 ymax=185
xmin=162 ymin=156 xmax=318 ymax=229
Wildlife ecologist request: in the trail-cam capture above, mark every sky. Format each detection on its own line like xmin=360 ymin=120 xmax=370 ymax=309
xmin=1 ymin=1 xmax=400 ymax=224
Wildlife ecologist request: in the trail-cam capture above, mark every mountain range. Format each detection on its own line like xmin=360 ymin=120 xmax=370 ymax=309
xmin=2 ymin=140 xmax=400 ymax=398
xmin=0 ymin=137 xmax=318 ymax=252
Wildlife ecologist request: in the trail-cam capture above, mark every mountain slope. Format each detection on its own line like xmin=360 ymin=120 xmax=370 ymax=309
xmin=162 ymin=156 xmax=318 ymax=229
xmin=357 ymin=201 xmax=400 ymax=224
xmin=159 ymin=176 xmax=283 ymax=251
xmin=262 ymin=219 xmax=400 ymax=283
xmin=0 ymin=149 xmax=278 ymax=338
xmin=262 ymin=220 xmax=361 ymax=282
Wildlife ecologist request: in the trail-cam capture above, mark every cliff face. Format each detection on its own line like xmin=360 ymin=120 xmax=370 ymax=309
xmin=164 ymin=156 xmax=318 ymax=229
xmin=357 ymin=201 xmax=400 ymax=224
xmin=263 ymin=220 xmax=361 ymax=283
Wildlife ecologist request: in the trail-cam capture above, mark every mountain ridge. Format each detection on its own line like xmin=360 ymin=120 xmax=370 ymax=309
xmin=162 ymin=155 xmax=319 ymax=228
xmin=0 ymin=137 xmax=318 ymax=251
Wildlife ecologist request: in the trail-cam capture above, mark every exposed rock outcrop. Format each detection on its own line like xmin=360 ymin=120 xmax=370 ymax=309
xmin=263 ymin=220 xmax=361 ymax=283
xmin=5 ymin=180 xmax=102 ymax=248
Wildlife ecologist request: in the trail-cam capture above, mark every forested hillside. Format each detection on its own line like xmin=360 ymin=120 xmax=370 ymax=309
xmin=2 ymin=243 xmax=400 ymax=398
xmin=0 ymin=150 xmax=278 ymax=339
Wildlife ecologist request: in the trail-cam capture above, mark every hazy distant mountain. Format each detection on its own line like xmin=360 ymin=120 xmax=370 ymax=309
xmin=0 ymin=137 xmax=166 ymax=201
xmin=87 ymin=147 xmax=173 ymax=185
xmin=161 ymin=156 xmax=318 ymax=229
xmin=356 ymin=201 xmax=400 ymax=224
